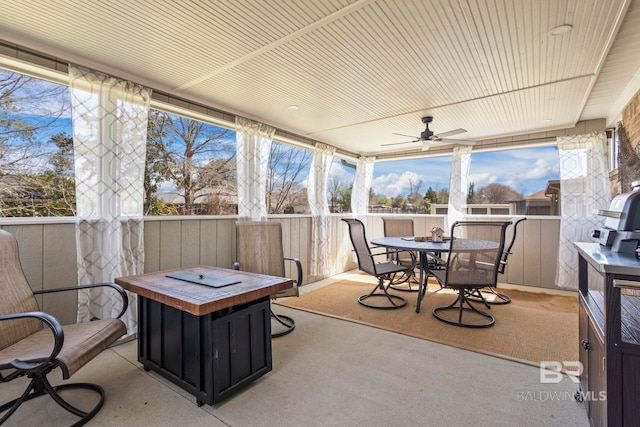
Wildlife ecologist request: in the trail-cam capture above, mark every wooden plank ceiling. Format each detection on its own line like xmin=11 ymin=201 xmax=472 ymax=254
xmin=1 ymin=0 xmax=639 ymax=157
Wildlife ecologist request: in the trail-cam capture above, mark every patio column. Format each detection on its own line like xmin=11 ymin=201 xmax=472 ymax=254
xmin=556 ymin=131 xmax=610 ymax=289
xmin=235 ymin=116 xmax=275 ymax=221
xmin=70 ymin=65 xmax=151 ymax=336
xmin=308 ymin=142 xmax=336 ymax=276
xmin=446 ymin=145 xmax=472 ymax=232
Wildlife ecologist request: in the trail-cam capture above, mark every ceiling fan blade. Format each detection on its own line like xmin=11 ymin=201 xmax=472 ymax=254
xmin=392 ymin=132 xmax=419 ymax=138
xmin=381 ymin=139 xmax=420 ymax=146
xmin=435 ymin=128 xmax=467 ymax=138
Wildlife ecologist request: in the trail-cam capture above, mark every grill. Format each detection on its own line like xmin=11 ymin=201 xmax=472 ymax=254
xmin=593 ymin=181 xmax=640 ymax=254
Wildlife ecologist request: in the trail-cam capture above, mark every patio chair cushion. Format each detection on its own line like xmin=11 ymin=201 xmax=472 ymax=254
xmin=0 ymin=318 xmax=126 ymax=379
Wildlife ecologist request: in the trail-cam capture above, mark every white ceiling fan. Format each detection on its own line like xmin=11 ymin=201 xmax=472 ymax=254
xmin=382 ymin=116 xmax=476 ymax=151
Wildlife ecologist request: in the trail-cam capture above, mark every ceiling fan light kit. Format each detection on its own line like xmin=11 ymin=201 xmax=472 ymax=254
xmin=420 ymin=116 xmax=435 ymax=140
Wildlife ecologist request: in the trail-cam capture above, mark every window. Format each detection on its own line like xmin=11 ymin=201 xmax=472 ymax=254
xmin=266 ymin=141 xmax=312 ymax=214
xmin=371 ymin=156 xmax=452 ymax=214
xmin=369 ymin=146 xmax=560 ymax=216
xmin=468 ymin=146 xmax=560 ymax=216
xmin=0 ymin=69 xmax=73 ymax=217
xmin=327 ymin=158 xmax=356 ymax=213
xmin=147 ymin=109 xmax=237 ymax=215
xmin=0 ymin=67 xmax=317 ymax=218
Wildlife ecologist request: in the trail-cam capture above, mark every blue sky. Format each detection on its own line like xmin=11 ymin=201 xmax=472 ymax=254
xmin=468 ymin=147 xmax=560 ymax=196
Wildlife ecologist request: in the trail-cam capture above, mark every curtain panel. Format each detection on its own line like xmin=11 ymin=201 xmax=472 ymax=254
xmin=351 ymin=156 xmax=376 ymax=222
xmin=446 ymin=145 xmax=472 ymax=232
xmin=308 ymin=143 xmax=336 ymax=276
xmin=556 ymin=131 xmax=611 ymax=290
xmin=70 ymin=65 xmax=151 ymax=336
xmin=235 ymin=117 xmax=275 ymax=221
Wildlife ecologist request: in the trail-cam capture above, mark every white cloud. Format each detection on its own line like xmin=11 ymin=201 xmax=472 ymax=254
xmin=299 ymin=160 xmax=355 ymax=189
xmin=468 ymin=172 xmax=497 ymax=186
xmin=328 ymin=161 xmax=354 ymax=183
xmin=372 ymin=171 xmax=426 ymax=198
xmin=519 ymin=158 xmax=551 ymax=180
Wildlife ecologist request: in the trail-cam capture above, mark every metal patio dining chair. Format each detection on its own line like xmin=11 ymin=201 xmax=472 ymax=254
xmin=342 ymin=218 xmax=416 ymax=309
xmin=233 ymin=221 xmax=302 ymax=337
xmin=0 ymin=229 xmax=128 ymax=425
xmin=467 ymin=217 xmax=527 ymax=305
xmin=428 ymin=221 xmax=509 ymax=328
xmin=382 ymin=217 xmax=420 ymax=292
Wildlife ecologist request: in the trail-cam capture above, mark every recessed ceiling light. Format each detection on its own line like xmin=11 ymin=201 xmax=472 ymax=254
xmin=549 ymin=24 xmax=572 ymax=36
xmin=287 ymin=105 xmax=299 ymax=111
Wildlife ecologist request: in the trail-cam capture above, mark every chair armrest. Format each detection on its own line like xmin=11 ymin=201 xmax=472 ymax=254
xmin=404 ymin=250 xmax=417 ymax=269
xmin=34 ymin=282 xmax=129 ymax=320
xmin=284 ymin=257 xmax=303 ymax=286
xmin=370 ymin=249 xmax=403 ymax=258
xmin=370 ymin=250 xmax=417 ymax=269
xmin=426 ymin=253 xmax=447 ymax=269
xmin=0 ymin=311 xmax=64 ymax=372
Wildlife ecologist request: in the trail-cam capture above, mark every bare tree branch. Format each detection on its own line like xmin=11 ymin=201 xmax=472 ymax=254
xmin=266 ymin=142 xmax=312 ymax=214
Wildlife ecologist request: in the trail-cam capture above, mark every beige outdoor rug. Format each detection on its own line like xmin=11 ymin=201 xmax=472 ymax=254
xmin=276 ymin=274 xmax=579 ymax=367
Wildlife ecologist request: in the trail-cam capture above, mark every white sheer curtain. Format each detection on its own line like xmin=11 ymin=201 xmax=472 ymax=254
xmin=235 ymin=116 xmax=275 ymax=221
xmin=70 ymin=65 xmax=151 ymax=336
xmin=556 ymin=131 xmax=611 ymax=289
xmin=308 ymin=142 xmax=335 ymax=276
xmin=446 ymin=145 xmax=472 ymax=232
xmin=351 ymin=156 xmax=376 ymax=223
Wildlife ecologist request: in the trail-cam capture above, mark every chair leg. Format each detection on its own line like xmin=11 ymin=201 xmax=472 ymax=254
xmin=389 ymin=270 xmax=421 ymax=292
xmin=465 ymin=289 xmax=491 ymax=310
xmin=358 ymin=278 xmax=406 ymax=309
xmin=432 ymin=288 xmax=495 ymax=328
xmin=0 ymin=376 xmax=38 ymax=423
xmin=467 ymin=287 xmax=511 ymax=305
xmin=271 ymin=310 xmax=295 ymax=337
xmin=0 ymin=374 xmax=104 ymax=426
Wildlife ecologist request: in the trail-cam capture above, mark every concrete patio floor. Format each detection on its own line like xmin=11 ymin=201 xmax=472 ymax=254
xmin=1 ymin=297 xmax=588 ymax=426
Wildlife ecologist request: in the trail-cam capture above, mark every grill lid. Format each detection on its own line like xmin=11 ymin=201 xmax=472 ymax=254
xmin=602 ymin=182 xmax=640 ymax=231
